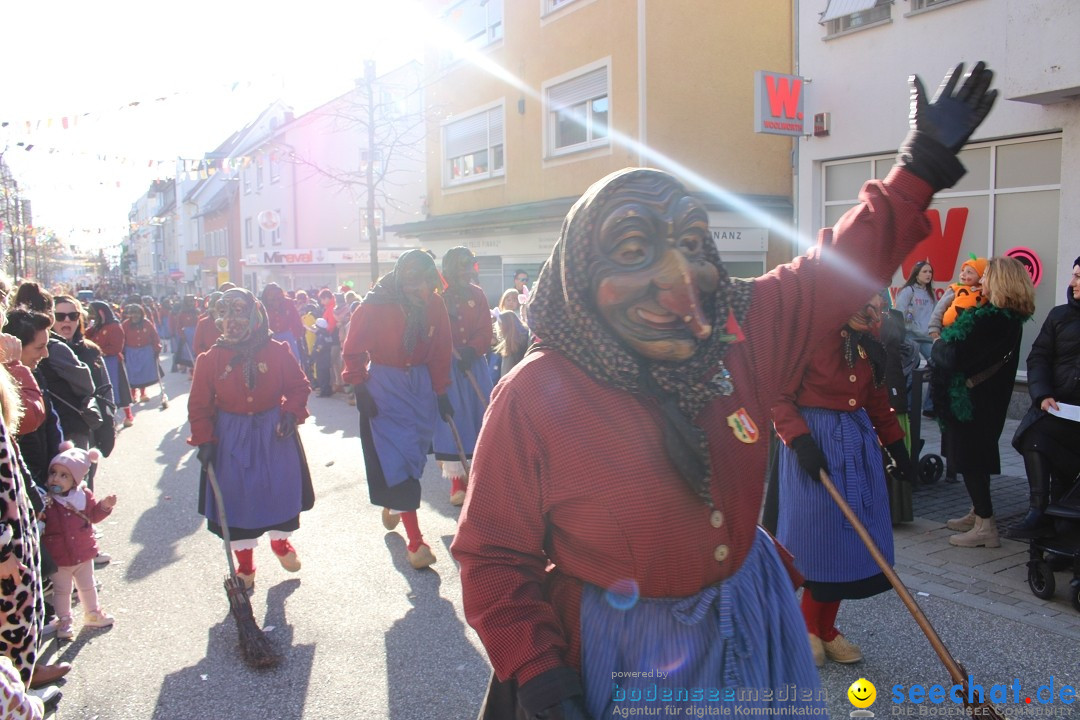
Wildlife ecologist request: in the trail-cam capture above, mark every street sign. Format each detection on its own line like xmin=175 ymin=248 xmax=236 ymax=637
xmin=169 ymin=270 xmax=184 ymax=280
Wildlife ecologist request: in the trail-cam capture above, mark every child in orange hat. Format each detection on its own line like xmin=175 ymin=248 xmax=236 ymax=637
xmin=929 ymin=255 xmax=988 ymax=340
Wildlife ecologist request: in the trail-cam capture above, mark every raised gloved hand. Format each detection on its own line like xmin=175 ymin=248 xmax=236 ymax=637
xmin=884 ymin=440 xmax=913 ymax=482
xmin=899 ymin=61 xmax=997 ymax=190
xmin=791 ymin=434 xmax=828 ymax=483
xmin=437 ymin=393 xmax=454 ymax=421
xmin=456 ymin=346 xmax=478 ymax=373
xmin=276 ymin=411 xmax=298 ymax=438
xmin=354 ymin=384 xmax=378 ymax=419
xmin=519 ymin=667 xmax=593 ymax=720
xmin=910 ymin=61 xmax=997 ymax=152
xmin=196 ymin=443 xmax=216 ymax=469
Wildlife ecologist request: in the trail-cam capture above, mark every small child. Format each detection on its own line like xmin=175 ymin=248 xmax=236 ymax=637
xmin=928 ymin=255 xmax=987 ymax=340
xmin=41 ymin=442 xmax=116 ymax=639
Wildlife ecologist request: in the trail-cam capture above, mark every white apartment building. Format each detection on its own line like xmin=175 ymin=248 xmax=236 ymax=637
xmin=797 ymin=0 xmax=1080 ymax=366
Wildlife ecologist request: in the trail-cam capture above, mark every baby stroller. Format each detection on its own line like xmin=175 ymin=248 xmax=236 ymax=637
xmin=1024 ymin=471 xmax=1080 ymax=612
xmin=907 ymin=367 xmax=946 ymax=484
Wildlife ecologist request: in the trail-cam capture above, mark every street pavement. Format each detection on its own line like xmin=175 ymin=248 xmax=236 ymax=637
xmin=39 ymin=372 xmax=1080 ymax=719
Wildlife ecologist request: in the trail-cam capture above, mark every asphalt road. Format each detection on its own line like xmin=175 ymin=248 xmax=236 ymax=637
xmin=45 ymin=372 xmax=1080 ymax=720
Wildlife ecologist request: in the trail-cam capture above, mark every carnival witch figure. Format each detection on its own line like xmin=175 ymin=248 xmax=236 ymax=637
xmin=121 ymin=303 xmax=162 ymax=404
xmin=452 ymin=62 xmax=997 ymax=719
xmin=431 ymin=246 xmax=494 ymax=506
xmin=342 ymin=249 xmax=454 ymax=570
xmin=187 ymin=288 xmax=314 ymax=590
xmin=87 ymin=301 xmax=133 ymax=428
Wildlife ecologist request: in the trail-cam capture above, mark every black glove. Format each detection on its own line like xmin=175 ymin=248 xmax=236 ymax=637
xmin=276 ymin=411 xmax=297 ymax=438
xmin=791 ymin=434 xmax=828 ymax=483
xmin=354 ymin=384 xmax=378 ymax=419
xmin=899 ymin=61 xmax=996 ymax=190
xmin=885 ymin=440 xmax=913 ymax=482
xmin=456 ymin=346 xmax=478 ymax=373
xmin=437 ymin=393 xmax=454 ymax=421
xmin=196 ymin=443 xmax=216 ymax=468
xmin=519 ymin=667 xmax=593 ymax=720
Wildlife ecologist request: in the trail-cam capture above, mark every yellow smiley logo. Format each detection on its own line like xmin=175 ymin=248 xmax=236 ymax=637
xmin=847 ymin=678 xmax=876 ymax=709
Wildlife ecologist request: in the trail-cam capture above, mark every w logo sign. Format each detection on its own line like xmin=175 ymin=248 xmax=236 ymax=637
xmin=755 ymin=71 xmax=805 ymax=137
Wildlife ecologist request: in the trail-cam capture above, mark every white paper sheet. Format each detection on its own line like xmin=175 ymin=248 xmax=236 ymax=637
xmin=1047 ymin=402 xmax=1080 ymax=423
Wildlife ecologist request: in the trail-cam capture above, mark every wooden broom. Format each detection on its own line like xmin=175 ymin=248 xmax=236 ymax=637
xmin=819 ymin=470 xmax=1005 ymax=720
xmin=205 ymin=463 xmax=280 ymax=668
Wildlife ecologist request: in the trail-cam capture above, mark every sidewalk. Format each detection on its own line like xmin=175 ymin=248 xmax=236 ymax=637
xmin=895 ymin=415 xmax=1080 ymax=639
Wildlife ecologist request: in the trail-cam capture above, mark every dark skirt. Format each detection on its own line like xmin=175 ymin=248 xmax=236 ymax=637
xmin=103 ymin=354 xmax=131 ymax=408
xmin=197 ymin=407 xmax=315 ymax=541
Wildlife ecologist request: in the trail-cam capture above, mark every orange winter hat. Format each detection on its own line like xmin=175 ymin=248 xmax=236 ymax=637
xmin=961 ymin=256 xmax=988 ymax=280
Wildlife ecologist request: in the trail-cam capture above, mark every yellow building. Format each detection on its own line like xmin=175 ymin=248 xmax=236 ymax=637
xmin=394 ymin=0 xmax=794 ymax=304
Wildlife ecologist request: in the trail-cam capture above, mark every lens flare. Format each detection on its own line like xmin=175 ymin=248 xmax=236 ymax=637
xmin=605 ymin=579 xmax=640 ymax=610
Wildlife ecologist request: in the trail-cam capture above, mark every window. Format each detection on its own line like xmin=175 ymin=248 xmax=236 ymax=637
xmin=243 ymin=166 xmax=251 ymax=194
xmin=443 ymin=105 xmax=505 ymax=185
xmin=909 ymin=0 xmax=967 ymax=10
xmin=245 ymin=217 xmax=253 ymax=248
xmin=258 ymin=226 xmax=265 ymax=248
xmin=256 ymin=158 xmax=264 ymax=191
xmin=821 ymin=0 xmax=892 ymax=36
xmin=441 ymin=0 xmax=503 ymax=65
xmin=546 ymin=66 xmax=609 ymax=156
xmin=271 ymin=210 xmax=282 ymax=245
xmin=270 ymin=153 xmax=280 ymax=184
xmin=544 ymin=0 xmax=579 ymax=12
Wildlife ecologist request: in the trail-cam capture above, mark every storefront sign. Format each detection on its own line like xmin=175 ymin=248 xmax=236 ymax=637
xmin=1005 ymin=246 xmax=1043 ymax=287
xmin=245 ymin=248 xmax=407 ymax=266
xmin=754 ymin=71 xmax=805 ymax=137
xmin=710 ymin=227 xmax=767 ymax=252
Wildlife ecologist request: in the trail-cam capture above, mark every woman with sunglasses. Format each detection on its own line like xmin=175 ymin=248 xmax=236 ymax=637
xmin=772 ymin=293 xmax=912 ymax=667
xmin=51 ymin=296 xmax=117 ymax=469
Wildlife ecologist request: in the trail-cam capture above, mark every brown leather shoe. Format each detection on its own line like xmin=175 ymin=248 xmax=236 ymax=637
xmin=29 ymin=662 xmax=72 ymax=689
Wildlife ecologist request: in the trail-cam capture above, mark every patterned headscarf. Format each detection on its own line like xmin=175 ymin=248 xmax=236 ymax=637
xmin=213 ymin=288 xmax=270 ymax=390
xmin=527 ymin=167 xmax=753 ymax=505
xmin=123 ymin=303 xmax=145 ymax=326
xmin=361 ymin=250 xmax=440 ymax=355
xmin=442 ymin=246 xmax=477 ymax=320
xmin=88 ymin=300 xmax=118 ymax=327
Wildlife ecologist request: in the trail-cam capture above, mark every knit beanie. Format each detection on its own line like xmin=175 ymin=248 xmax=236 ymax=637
xmin=49 ymin=441 xmax=101 ymax=486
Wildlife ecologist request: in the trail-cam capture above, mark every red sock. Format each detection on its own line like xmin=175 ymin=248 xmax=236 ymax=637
xmin=818 ymin=599 xmax=842 ymax=641
xmin=800 ymin=590 xmax=822 ymax=636
xmin=124 ymin=406 xmax=134 ymax=420
xmin=234 ymin=548 xmax=255 ymax=575
xmin=270 ymin=538 xmax=294 ymax=557
xmin=399 ymin=511 xmax=424 ymax=552
xmin=451 ymin=476 xmax=466 ymax=496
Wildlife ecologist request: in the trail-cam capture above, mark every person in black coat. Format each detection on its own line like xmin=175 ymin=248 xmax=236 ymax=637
xmin=1008 ymin=256 xmax=1080 ymax=538
xmin=931 ymin=257 xmax=1035 ymax=549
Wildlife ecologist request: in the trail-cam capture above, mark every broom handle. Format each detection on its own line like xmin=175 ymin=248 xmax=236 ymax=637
xmin=445 ymin=416 xmax=471 ymax=476
xmin=452 ymin=349 xmax=489 ymax=407
xmin=205 ymin=462 xmax=237 ymax=577
xmin=818 ymin=469 xmax=966 ymax=685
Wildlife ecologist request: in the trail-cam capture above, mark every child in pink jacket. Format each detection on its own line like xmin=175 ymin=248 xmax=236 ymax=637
xmin=41 ymin=443 xmax=116 ymax=639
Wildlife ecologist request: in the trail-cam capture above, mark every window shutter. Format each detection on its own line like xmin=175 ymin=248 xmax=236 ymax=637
xmin=548 ymin=67 xmax=608 ymax=112
xmin=819 ymin=0 xmax=884 ymax=22
xmin=488 ymin=108 xmax=503 ymax=147
xmin=445 ymin=112 xmax=490 ymax=158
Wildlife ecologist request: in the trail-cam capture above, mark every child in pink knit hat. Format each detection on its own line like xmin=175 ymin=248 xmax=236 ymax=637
xmin=42 ymin=442 xmax=117 ymax=639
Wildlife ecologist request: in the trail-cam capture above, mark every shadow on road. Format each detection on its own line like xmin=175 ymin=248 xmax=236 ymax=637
xmin=124 ymin=426 xmax=203 ymax=582
xmin=383 ymin=534 xmax=488 ymax=720
xmin=152 ymin=579 xmax=314 ymax=720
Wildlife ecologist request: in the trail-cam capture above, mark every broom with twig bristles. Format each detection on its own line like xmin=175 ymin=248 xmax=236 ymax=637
xmin=205 ymin=462 xmax=280 ymax=668
xmin=819 ymin=470 xmax=1006 ymax=720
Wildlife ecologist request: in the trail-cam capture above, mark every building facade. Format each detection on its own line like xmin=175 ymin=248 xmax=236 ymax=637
xmin=395 ymin=0 xmax=796 ymax=305
xmin=798 ymin=0 xmax=1080 ymax=367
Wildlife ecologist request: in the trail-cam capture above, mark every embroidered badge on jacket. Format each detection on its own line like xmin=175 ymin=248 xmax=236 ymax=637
xmin=726 ymin=408 xmax=759 ymax=444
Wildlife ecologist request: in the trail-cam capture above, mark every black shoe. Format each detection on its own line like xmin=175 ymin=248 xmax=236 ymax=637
xmin=317 ymin=390 xmax=333 ymax=398
xmin=1006 ymin=509 xmax=1054 ymax=539
xmin=922 ymin=409 xmax=937 ymax=420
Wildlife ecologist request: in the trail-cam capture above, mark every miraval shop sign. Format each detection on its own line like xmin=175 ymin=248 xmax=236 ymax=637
xmin=754 ymin=70 xmax=806 ymax=137
xmin=245 ymin=249 xmax=407 ymax=266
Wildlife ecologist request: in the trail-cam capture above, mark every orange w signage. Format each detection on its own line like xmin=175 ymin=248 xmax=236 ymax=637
xmin=754 ymin=71 xmax=805 ymax=137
